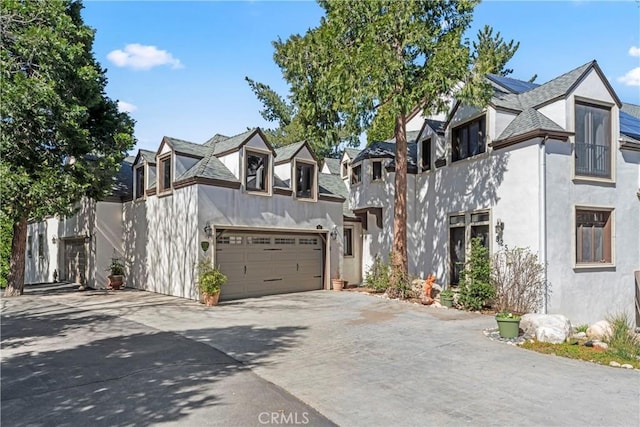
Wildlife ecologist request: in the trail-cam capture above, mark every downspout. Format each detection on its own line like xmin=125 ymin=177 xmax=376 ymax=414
xmin=539 ymin=135 xmax=549 ymax=313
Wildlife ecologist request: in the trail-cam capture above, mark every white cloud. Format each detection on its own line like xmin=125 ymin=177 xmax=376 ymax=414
xmin=617 ymin=67 xmax=640 ymax=87
xmin=628 ymin=46 xmax=640 ymax=57
xmin=107 ymin=44 xmax=183 ymax=70
xmin=117 ymin=101 xmax=137 ymax=113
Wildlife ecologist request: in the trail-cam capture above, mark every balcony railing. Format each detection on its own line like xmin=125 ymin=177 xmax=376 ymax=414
xmin=575 ymin=142 xmax=610 ymax=178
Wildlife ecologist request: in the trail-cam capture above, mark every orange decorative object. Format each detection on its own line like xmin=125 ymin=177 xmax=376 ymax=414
xmin=422 ymin=274 xmax=436 ymax=305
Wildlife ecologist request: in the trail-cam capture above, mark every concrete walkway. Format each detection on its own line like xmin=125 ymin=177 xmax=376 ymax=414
xmin=2 ymin=286 xmax=639 ymax=426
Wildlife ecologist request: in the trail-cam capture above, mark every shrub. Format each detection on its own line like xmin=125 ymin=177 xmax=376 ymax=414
xmin=575 ymin=324 xmax=589 ymax=333
xmin=364 ymin=254 xmax=391 ymax=293
xmin=491 ymin=246 xmax=546 ymax=315
xmin=605 ymin=312 xmax=640 ymax=360
xmin=197 ymin=259 xmax=227 ymax=295
xmin=108 ymin=257 xmax=125 ymax=276
xmin=458 ymin=238 xmax=495 ymax=311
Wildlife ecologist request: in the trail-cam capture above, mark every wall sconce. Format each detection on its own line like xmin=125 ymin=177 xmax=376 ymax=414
xmin=204 ymin=223 xmax=212 ymax=238
xmin=51 ymin=236 xmax=57 ymax=245
xmin=316 ymin=224 xmax=323 ymax=230
xmin=84 ymin=233 xmax=91 ymax=244
xmin=495 ymin=219 xmax=504 ymax=246
xmin=330 ymin=226 xmax=338 ymax=240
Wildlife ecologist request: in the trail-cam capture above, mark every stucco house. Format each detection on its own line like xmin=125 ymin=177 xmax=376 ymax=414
xmin=24 ymin=60 xmax=639 ymax=325
xmin=338 ymin=60 xmax=640 ymax=325
xmin=25 ymin=128 xmax=346 ymax=301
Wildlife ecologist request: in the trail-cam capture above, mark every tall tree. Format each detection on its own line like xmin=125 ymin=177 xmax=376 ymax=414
xmin=273 ymin=0 xmax=518 ymax=286
xmin=1 ymin=0 xmax=135 ymax=296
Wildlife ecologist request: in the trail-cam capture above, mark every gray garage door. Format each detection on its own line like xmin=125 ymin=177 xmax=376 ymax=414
xmin=64 ymin=239 xmax=87 ymax=284
xmin=215 ymin=232 xmax=323 ymax=300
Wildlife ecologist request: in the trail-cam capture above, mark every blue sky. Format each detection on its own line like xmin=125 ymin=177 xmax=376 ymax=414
xmin=82 ymin=1 xmax=640 ymax=154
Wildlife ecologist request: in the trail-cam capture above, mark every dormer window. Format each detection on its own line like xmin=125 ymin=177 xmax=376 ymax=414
xmin=452 ymin=116 xmax=486 ymax=162
xmin=421 ymin=138 xmax=431 ymax=171
xmin=134 ymin=166 xmax=145 ymax=199
xmin=246 ymin=149 xmax=270 ymax=193
xmin=158 ymin=154 xmax=172 ymax=194
xmin=341 ymin=161 xmax=349 ymax=178
xmin=574 ymin=102 xmax=611 ymax=179
xmin=295 ymin=160 xmax=316 ymax=200
xmin=351 ymin=164 xmax=362 ymax=185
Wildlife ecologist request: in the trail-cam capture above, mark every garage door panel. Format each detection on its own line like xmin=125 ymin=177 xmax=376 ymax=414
xmin=217 ymin=232 xmax=323 ymax=301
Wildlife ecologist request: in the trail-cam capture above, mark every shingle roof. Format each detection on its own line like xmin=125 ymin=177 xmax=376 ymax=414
xmin=163 ymin=136 xmax=209 ymax=158
xmin=203 ymin=134 xmax=229 ymax=146
xmin=322 ymin=158 xmax=341 ymax=175
xmin=318 ymin=173 xmax=353 ymax=217
xmin=139 ymin=149 xmax=156 ymax=164
xmin=424 ymin=119 xmax=445 ymax=134
xmin=212 ymin=128 xmax=257 ymax=155
xmin=177 ymin=150 xmax=239 ymax=183
xmin=496 ymin=108 xmax=567 ymax=141
xmin=111 ymin=156 xmax=134 ymax=200
xmin=353 ymin=140 xmax=419 ymax=173
xmin=344 ymin=147 xmax=362 ymax=159
xmin=621 ymin=103 xmax=640 ymax=119
xmin=386 ymin=143 xmax=418 ymax=174
xmin=274 ymin=141 xmax=306 ymax=163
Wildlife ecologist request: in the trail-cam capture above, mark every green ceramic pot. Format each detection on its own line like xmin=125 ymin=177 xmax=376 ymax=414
xmin=496 ymin=317 xmax=520 ymax=338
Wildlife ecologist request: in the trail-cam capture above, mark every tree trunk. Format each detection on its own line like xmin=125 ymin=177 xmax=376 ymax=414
xmin=392 ymin=113 xmax=408 ymax=291
xmin=4 ymin=217 xmax=28 ymax=296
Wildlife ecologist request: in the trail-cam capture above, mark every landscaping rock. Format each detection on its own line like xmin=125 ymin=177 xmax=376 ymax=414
xmin=573 ymin=332 xmax=587 ymax=339
xmin=586 ymin=320 xmax=612 ymax=340
xmin=521 ymin=313 xmax=572 ymax=344
xmin=621 ymin=364 xmax=633 ymax=369
xmin=609 ymin=361 xmax=621 ymax=367
xmin=593 ymin=341 xmax=608 ymax=350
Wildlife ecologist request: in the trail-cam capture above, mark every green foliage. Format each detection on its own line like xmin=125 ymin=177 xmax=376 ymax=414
xmin=439 ymin=288 xmax=454 ymax=299
xmin=107 ymin=257 xmax=125 ymax=276
xmin=366 ymin=103 xmax=396 ymax=144
xmin=0 ymin=212 xmax=12 ymax=288
xmin=575 ymin=324 xmax=589 ymax=333
xmin=197 ymin=260 xmax=227 ymax=295
xmin=364 ymin=254 xmax=392 ymax=293
xmin=458 ymin=238 xmax=495 ymax=311
xmin=495 ymin=312 xmax=521 ymax=320
xmin=272 ymin=0 xmax=518 ymax=283
xmin=521 ymin=340 xmax=640 ymax=370
xmin=605 ymin=312 xmax=640 ymax=360
xmin=1 ymin=0 xmax=135 ymax=292
xmin=0 ymin=0 xmax=135 ymax=222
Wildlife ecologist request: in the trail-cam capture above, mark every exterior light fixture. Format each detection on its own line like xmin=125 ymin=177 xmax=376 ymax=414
xmin=330 ymin=226 xmax=338 ymax=240
xmin=316 ymin=224 xmax=323 ymax=230
xmin=84 ymin=233 xmax=91 ymax=244
xmin=495 ymin=219 xmax=504 ymax=246
xmin=204 ymin=223 xmax=212 ymax=238
xmin=52 ymin=236 xmax=57 ymax=245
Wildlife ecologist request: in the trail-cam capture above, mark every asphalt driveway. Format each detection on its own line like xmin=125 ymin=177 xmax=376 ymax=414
xmin=2 ymin=286 xmax=639 ymax=426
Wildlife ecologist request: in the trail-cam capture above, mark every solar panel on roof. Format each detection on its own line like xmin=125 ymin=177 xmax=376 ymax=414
xmin=488 ymin=74 xmax=540 ymax=94
xmin=620 ymin=111 xmax=640 ymax=140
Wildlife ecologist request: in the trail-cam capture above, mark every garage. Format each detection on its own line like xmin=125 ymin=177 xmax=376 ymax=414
xmin=215 ymin=231 xmax=324 ymax=300
xmin=63 ymin=239 xmax=87 ymax=284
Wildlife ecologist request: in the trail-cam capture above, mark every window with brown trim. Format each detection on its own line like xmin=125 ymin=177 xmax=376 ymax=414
xmin=158 ymin=155 xmax=172 ymax=193
xmin=295 ymin=161 xmax=315 ymax=199
xmin=576 ymin=209 xmax=612 ymax=264
xmin=351 ymin=164 xmax=362 ymax=185
xmin=135 ymin=166 xmax=145 ymax=199
xmin=574 ymin=103 xmax=611 ymax=179
xmin=452 ymin=116 xmax=486 ymax=162
xmin=38 ymin=233 xmax=44 ymax=258
xmin=372 ymin=161 xmax=382 ymax=181
xmin=341 ymin=161 xmax=349 ymax=178
xmin=27 ymin=235 xmax=32 ymax=258
xmin=343 ymin=227 xmax=353 ymax=256
xmin=421 ymin=138 xmax=431 ymax=171
xmin=246 ymin=150 xmax=269 ymax=192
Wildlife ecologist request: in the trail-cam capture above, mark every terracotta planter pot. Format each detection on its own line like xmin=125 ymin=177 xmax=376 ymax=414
xmin=202 ymin=292 xmax=220 ymax=306
xmin=332 ymin=279 xmax=346 ymax=291
xmin=108 ymin=275 xmax=124 ymax=290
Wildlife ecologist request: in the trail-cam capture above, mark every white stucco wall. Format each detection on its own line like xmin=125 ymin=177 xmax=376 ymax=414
xmin=342 ymin=221 xmax=362 ymax=285
xmin=218 ymin=151 xmax=240 ymax=180
xmin=93 ymin=201 xmax=125 ymax=289
xmin=198 ymin=185 xmax=344 ymax=286
xmin=24 ymin=217 xmax=60 ymax=284
xmin=144 ymin=186 xmax=200 ymax=299
xmin=123 ymin=199 xmax=149 ymax=291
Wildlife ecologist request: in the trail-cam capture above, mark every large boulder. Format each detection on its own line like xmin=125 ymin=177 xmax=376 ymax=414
xmin=586 ymin=320 xmax=612 ymax=340
xmin=520 ymin=313 xmax=572 ymax=344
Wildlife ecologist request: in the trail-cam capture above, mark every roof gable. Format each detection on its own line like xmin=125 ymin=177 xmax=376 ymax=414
xmin=495 ymin=108 xmax=568 ymax=142
xmin=321 ymin=158 xmax=341 ymax=175
xmin=212 ymin=128 xmax=275 ymax=156
xmin=159 ymin=136 xmax=209 ymax=158
xmin=133 ymin=149 xmax=156 ymax=166
xmin=274 ymin=141 xmax=318 ymax=165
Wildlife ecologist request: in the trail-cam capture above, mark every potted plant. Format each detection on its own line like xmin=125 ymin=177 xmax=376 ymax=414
xmin=107 ymin=257 xmax=125 ymax=290
xmin=439 ymin=288 xmax=454 ymax=308
xmin=197 ymin=260 xmax=227 ymax=306
xmin=495 ymin=312 xmax=521 ymax=338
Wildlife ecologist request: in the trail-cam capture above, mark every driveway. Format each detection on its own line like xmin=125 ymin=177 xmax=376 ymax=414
xmin=2 ymin=286 xmax=639 ymax=426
